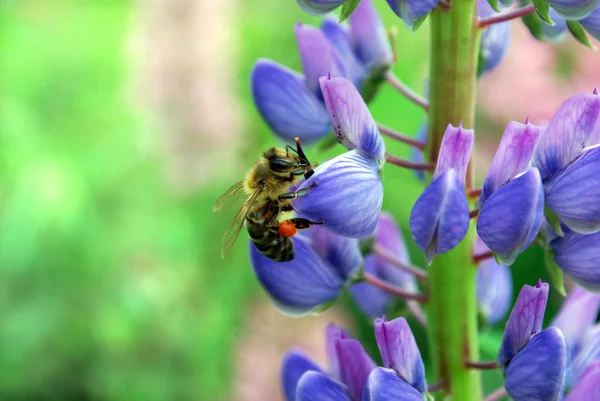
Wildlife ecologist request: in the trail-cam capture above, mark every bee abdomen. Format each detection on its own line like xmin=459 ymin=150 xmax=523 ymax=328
xmin=247 ymin=220 xmax=295 ymax=262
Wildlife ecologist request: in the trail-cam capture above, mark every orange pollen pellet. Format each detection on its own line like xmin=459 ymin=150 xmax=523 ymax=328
xmin=278 ymin=221 xmax=297 ymax=237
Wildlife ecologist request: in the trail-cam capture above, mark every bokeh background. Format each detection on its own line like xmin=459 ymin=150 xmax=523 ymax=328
xmin=1 ymin=1 xmax=599 ymax=400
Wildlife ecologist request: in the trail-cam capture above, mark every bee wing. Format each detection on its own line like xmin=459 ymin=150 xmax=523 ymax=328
xmin=220 ymin=185 xmax=263 ymax=258
xmin=213 ymin=181 xmax=245 ymax=212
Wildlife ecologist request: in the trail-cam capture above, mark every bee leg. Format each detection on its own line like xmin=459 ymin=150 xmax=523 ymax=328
xmin=286 ymin=218 xmax=324 ymax=230
xmin=279 ymin=204 xmax=294 ymax=212
xmin=278 ymin=182 xmax=318 ymax=200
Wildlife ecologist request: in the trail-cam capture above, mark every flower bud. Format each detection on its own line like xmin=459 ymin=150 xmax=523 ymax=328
xmin=386 ymin=0 xmax=440 ymax=30
xmin=362 ymin=368 xmax=424 ymax=401
xmin=546 ymin=0 xmax=599 ymax=20
xmin=571 ymin=325 xmax=600 ymax=384
xmin=565 ymin=360 xmax=600 ymax=401
xmin=498 ymin=280 xmax=549 ymax=369
xmin=551 ymin=227 xmax=600 ymax=291
xmin=581 ymin=6 xmax=600 ymax=41
xmin=281 ymin=349 xmax=323 ymax=401
xmin=504 ymin=327 xmax=570 ymax=401
xmin=296 ymin=371 xmax=351 ymax=401
xmin=319 ymin=76 xmax=386 ymax=162
xmin=478 ymin=0 xmax=510 ymax=74
xmin=374 ymin=317 xmax=426 ymax=393
xmin=296 ymin=0 xmax=347 ymax=16
xmin=349 ymin=0 xmax=393 ymax=72
xmin=294 ymin=150 xmax=383 ymax=238
xmin=476 ymin=258 xmax=513 ymax=325
xmin=321 ymin=18 xmax=366 ymax=88
xmin=334 ymin=336 xmax=377 ymax=400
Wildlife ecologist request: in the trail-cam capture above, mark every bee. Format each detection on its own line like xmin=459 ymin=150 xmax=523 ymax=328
xmin=213 ymin=138 xmax=323 ymax=262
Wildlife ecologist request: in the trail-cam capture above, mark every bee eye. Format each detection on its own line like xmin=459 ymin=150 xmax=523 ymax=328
xmin=269 ymin=158 xmax=294 ymax=172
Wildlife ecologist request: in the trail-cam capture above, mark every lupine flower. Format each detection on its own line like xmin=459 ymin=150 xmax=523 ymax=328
xmin=296 ymin=0 xmax=350 ymax=16
xmin=571 ymin=324 xmax=600 ymax=384
xmin=410 ymin=123 xmax=473 ymax=264
xmin=252 ymin=2 xmax=391 ymax=142
xmin=565 ymin=360 xmax=600 ymax=401
xmin=546 ymin=0 xmax=599 ymax=20
xmin=282 ymin=324 xmax=376 ymax=401
xmin=362 ymin=368 xmax=424 ymax=401
xmin=319 ymin=76 xmax=386 ymax=162
xmin=350 ymin=213 xmax=418 ymax=317
xmin=373 ymin=317 xmax=426 ymax=393
xmin=475 ymin=237 xmax=513 ymax=325
xmin=581 ymin=5 xmax=600 ymax=41
xmin=498 ymin=281 xmax=569 ymax=401
xmin=542 ymin=8 xmax=570 ymax=42
xmin=250 ymin=226 xmax=362 ymax=316
xmin=551 ymin=286 xmax=600 ymax=354
xmin=477 ymin=120 xmax=544 ymax=265
xmin=293 ymin=150 xmax=383 ymax=238
xmin=478 ymin=0 xmax=510 ymax=75
xmin=551 ymin=226 xmax=600 ymax=291
xmin=386 ymin=0 xmax=440 ymax=30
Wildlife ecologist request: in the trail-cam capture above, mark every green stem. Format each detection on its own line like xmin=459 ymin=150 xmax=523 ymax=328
xmin=426 ymin=1 xmax=482 ymax=400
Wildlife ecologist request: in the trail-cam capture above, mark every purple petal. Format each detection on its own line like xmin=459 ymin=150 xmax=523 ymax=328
xmin=281 ymin=349 xmax=323 ymax=401
xmin=351 ymin=255 xmax=394 ymax=318
xmin=294 ymin=150 xmax=383 ymax=238
xmin=477 ymin=168 xmax=545 ymax=265
xmin=335 ymin=337 xmax=377 ymax=401
xmin=409 ymin=169 xmax=470 ymax=264
xmin=571 ymin=325 xmax=600 ymax=384
xmin=505 ymin=327 xmax=569 ymax=401
xmin=249 ymin=237 xmax=344 ymax=316
xmin=296 ymin=0 xmax=347 ymax=16
xmin=581 ymin=7 xmax=600 ymax=41
xmin=498 ymin=280 xmax=549 ymax=369
xmin=319 ymin=76 xmax=386 ymax=161
xmin=320 ymin=18 xmax=366 ymax=88
xmin=326 ymin=324 xmax=351 ymax=381
xmin=373 ymin=317 xmax=427 ymax=393
xmin=251 ymin=59 xmax=331 ymax=142
xmin=545 ymin=145 xmax=600 ymax=234
xmin=551 ymin=228 xmax=600 ymax=292
xmin=349 ymin=0 xmax=393 ymax=71
xmin=565 ymin=360 xmax=600 ymax=401
xmin=362 ymin=368 xmax=425 ymax=401
xmin=478 ymin=0 xmax=510 ymax=73
xmin=533 ymin=91 xmax=600 ymax=180
xmin=480 ymin=120 xmax=543 ymax=206
xmin=308 ymin=225 xmax=363 ymax=279
xmin=296 ymin=371 xmax=351 ymax=401
xmin=551 ymin=286 xmax=600 ymax=355
xmin=476 ymin=258 xmax=513 ymax=325
xmin=546 ymin=0 xmax=599 ymax=20
xmin=295 ymin=24 xmax=346 ymax=96
xmin=433 ymin=123 xmax=474 ymax=186
xmin=386 ymin=0 xmax=441 ymax=30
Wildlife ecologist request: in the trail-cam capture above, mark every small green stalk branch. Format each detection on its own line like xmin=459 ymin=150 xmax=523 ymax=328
xmin=426 ymin=1 xmax=482 ymax=400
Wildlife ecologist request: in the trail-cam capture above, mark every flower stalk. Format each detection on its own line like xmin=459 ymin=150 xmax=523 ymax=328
xmin=385 ymin=154 xmax=435 ymax=170
xmin=385 ymin=70 xmax=430 ymax=111
xmin=478 ymin=4 xmax=536 ymax=28
xmin=426 ymin=1 xmax=483 ymax=400
xmin=362 ymin=271 xmax=429 ymax=302
xmin=377 ymin=123 xmax=427 ymax=149
xmin=373 ymin=244 xmax=428 ymax=280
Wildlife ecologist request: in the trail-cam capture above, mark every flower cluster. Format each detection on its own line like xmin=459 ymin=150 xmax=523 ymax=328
xmin=540 ymin=0 xmax=600 ymax=42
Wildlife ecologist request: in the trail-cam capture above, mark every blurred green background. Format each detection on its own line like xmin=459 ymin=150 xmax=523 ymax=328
xmin=2 ymin=0 xmax=594 ymax=400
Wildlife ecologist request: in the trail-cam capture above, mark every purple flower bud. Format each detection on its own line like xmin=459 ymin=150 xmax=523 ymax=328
xmin=295 ymin=24 xmax=346 ymax=96
xmin=546 ymin=0 xmax=599 ymax=20
xmin=296 ymin=0 xmax=347 ymax=16
xmin=477 ymin=168 xmax=545 ymax=265
xmin=476 ymin=257 xmax=513 ymax=325
xmin=410 ymin=170 xmax=470 ymax=265
xmin=362 ymin=368 xmax=425 ymax=401
xmin=374 ymin=317 xmax=426 ymax=393
xmin=433 ymin=123 xmax=474 ymax=186
xmin=251 ymin=59 xmax=331 ymax=142
xmin=478 ymin=0 xmax=510 ymax=74
xmin=334 ymin=336 xmax=377 ymax=400
xmin=249 ymin=236 xmax=349 ymax=316
xmin=386 ymin=0 xmax=440 ymax=30
xmin=281 ymin=349 xmax=323 ymax=401
xmin=351 ymin=214 xmax=419 ymax=317
xmin=545 ymin=145 xmax=600 ymax=234
xmin=309 ymin=225 xmax=363 ymax=279
xmin=552 ymin=286 xmax=600 ymax=355
xmin=533 ymin=91 xmax=600 ymax=180
xmin=571 ymin=325 xmax=600 ymax=384
xmin=551 ymin=228 xmax=600 ymax=291
xmin=321 ymin=19 xmax=366 ymax=89
xmin=349 ymin=0 xmax=393 ymax=72
xmin=542 ymin=8 xmax=569 ymax=42
xmin=326 ymin=324 xmax=351 ymax=380
xmin=296 ymin=371 xmax=351 ymax=401
xmin=581 ymin=6 xmax=600 ymax=41
xmin=504 ymin=327 xmax=569 ymax=401
xmin=294 ymin=150 xmax=383 ymax=238
xmin=319 ymin=76 xmax=386 ymax=162
xmin=498 ymin=280 xmax=549 ymax=369
xmin=565 ymin=360 xmax=600 ymax=401
xmin=480 ymin=120 xmax=543 ymax=206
